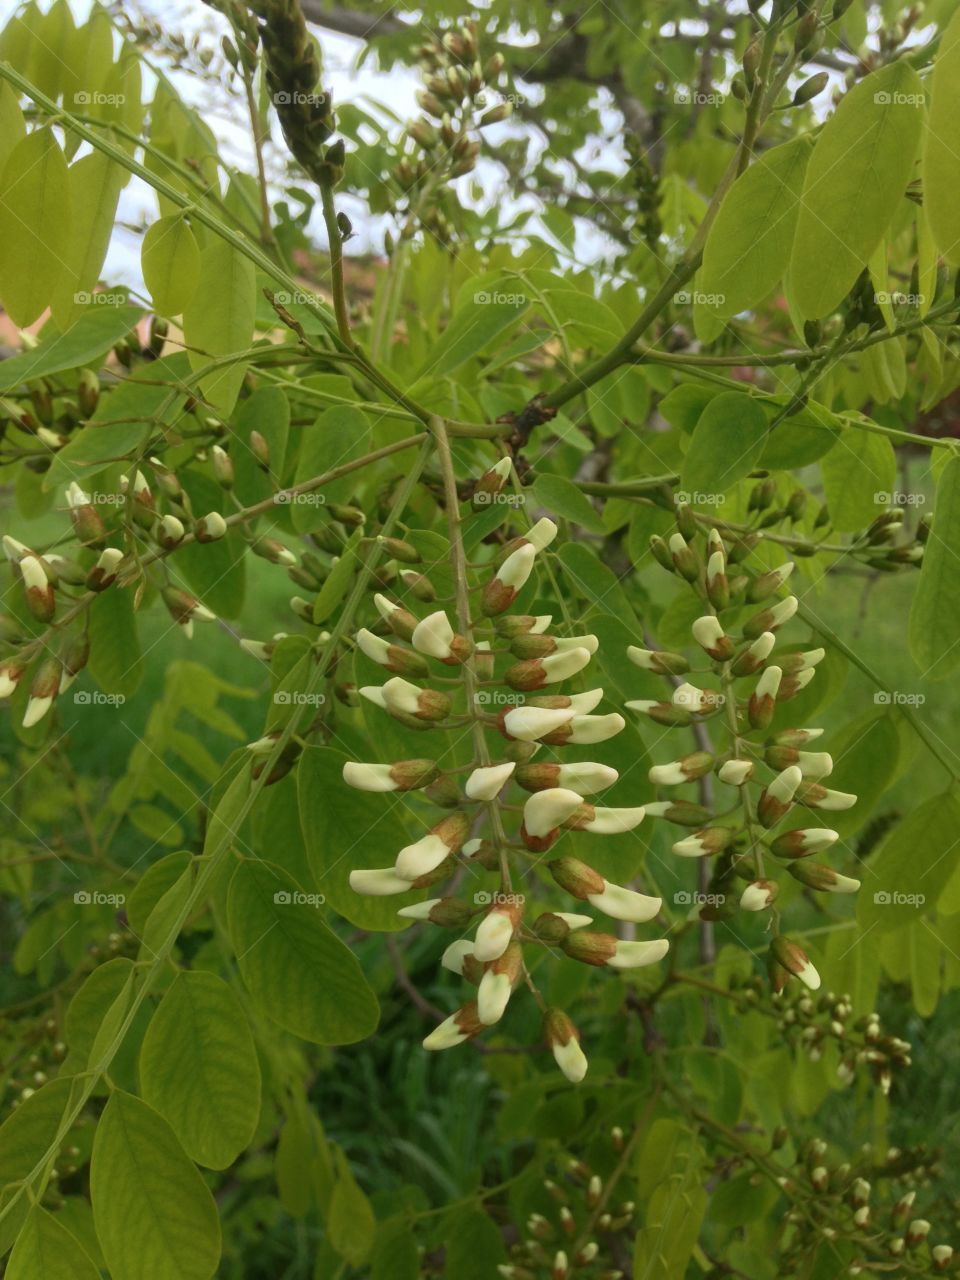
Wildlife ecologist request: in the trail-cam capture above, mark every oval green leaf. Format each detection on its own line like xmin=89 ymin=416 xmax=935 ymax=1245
xmin=0 ymin=129 xmax=70 ymax=326
xmin=142 ymin=214 xmax=201 ymax=316
xmin=909 ymin=453 xmax=960 ymax=677
xmin=680 ymin=391 xmax=768 ymax=496
xmin=923 ymin=7 xmax=960 ymax=265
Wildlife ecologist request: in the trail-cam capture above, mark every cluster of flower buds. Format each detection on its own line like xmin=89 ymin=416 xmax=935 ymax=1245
xmin=499 ymin=1129 xmax=634 ymax=1280
xmin=636 ymin=512 xmax=859 ymax=991
xmin=343 ymin=500 xmax=667 ymax=1079
xmin=387 ymin=22 xmax=511 ymax=248
xmin=726 ymin=970 xmax=913 ymax=1094
xmin=776 ymin=1138 xmax=953 ymax=1275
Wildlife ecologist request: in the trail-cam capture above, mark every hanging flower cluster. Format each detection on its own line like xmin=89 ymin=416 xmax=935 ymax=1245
xmin=632 ymin=517 xmax=860 ymax=993
xmin=344 ymin=491 xmax=667 ymax=1081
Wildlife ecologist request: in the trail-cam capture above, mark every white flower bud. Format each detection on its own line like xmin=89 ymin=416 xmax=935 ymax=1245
xmin=588 ymin=882 xmax=660 ymax=923
xmin=19 ymin=554 xmax=49 ymax=594
xmin=741 ymin=881 xmax=776 ymax=911
xmin=411 ymin=610 xmax=456 ymax=658
xmin=397 ymin=898 xmax=442 ymax=920
xmin=566 ymin=713 xmax=624 ymax=744
xmin=474 ymin=907 xmax=518 ymax=961
xmin=502 ymin=706 xmax=574 ymax=741
xmin=649 ymin=761 xmax=688 ymax=786
xmin=395 ymin=834 xmax=451 ymax=880
xmin=523 ymin=788 xmax=584 ymax=837
xmin=343 ymin=762 xmax=395 ymax=792
xmin=556 ymin=762 xmax=618 ymax=792
xmin=768 ymin=765 xmax=804 ymax=803
xmin=607 ymin=939 xmax=670 ymax=969
xmin=441 ymin=939 xmax=475 ymax=974
xmin=465 ymin=761 xmax=516 ymax=800
xmin=795 ymin=751 xmax=833 ymax=778
xmin=349 ymin=867 xmax=413 ymax=895
xmin=554 ymin=633 xmax=599 ymax=654
xmin=673 ymin=682 xmax=711 ymax=712
xmin=477 ymin=970 xmax=513 ymax=1024
xmin=65 ymin=481 xmax=92 ymax=508
xmin=554 ymin=912 xmax=593 ymax=929
xmin=567 ymin=688 xmax=604 ymax=713
xmin=538 ymin=646 xmax=593 ymax=683
xmin=498 ymin=542 xmax=536 ymax=590
xmin=718 ymin=759 xmax=754 ymax=786
xmin=423 ymin=1007 xmax=478 ymax=1051
xmin=22 ymin=692 xmax=55 ymax=728
xmin=527 ymin=517 xmax=558 ymax=551
xmin=577 ymin=806 xmax=645 ymax=834
xmin=356 ymin=629 xmax=393 ymax=666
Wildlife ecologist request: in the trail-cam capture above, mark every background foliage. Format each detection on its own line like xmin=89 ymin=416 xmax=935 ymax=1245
xmin=1 ymin=0 xmax=960 ymax=1277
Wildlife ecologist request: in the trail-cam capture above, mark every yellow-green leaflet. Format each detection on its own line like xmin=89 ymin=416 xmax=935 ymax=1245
xmin=699 ymin=136 xmax=812 ymax=317
xmin=5 ymin=1207 xmax=100 ymax=1280
xmin=182 ymin=234 xmax=256 ymax=416
xmin=789 ymin=60 xmax=923 ymax=320
xmin=51 ymin=151 xmax=125 ymax=326
xmin=90 ymin=1091 xmax=221 ymax=1280
xmin=0 ymin=81 xmax=25 ymax=174
xmin=922 ymin=6 xmax=960 ymax=264
xmin=142 ymin=214 xmax=201 ymax=316
xmin=0 ymin=128 xmax=71 ymax=327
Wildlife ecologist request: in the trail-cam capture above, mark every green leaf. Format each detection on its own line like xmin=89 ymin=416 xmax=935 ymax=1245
xmin=142 ymin=215 xmax=201 ymax=316
xmin=909 ymin=454 xmax=960 ymax=677
xmin=293 ymin=405 xmax=370 ymax=531
xmin=50 ymin=150 xmax=124 ymax=327
xmin=87 ymin=587 xmax=143 ymax=698
xmin=856 ymin=792 xmax=960 ymax=933
xmin=680 ymin=391 xmax=768 ymax=495
xmin=789 ymin=61 xmax=924 ymax=319
xmin=126 ymin=853 xmax=193 ymax=935
xmin=139 ymin=970 xmax=261 ymax=1169
xmin=61 ymin=958 xmax=135 ymax=1075
xmin=442 ymin=1208 xmax=507 ymax=1280
xmin=531 ymin=473 xmax=605 ymax=533
xmin=328 ymin=1147 xmax=376 ymax=1266
xmin=231 ymin=386 xmax=289 ymax=506
xmin=557 ymin=541 xmax=640 ymax=625
xmin=297 ymin=745 xmax=414 ymax=931
xmin=175 ymin=469 xmax=246 ymax=618
xmin=922 ymin=7 xmax=960 ymax=265
xmin=700 ymin=136 xmax=812 ymax=316
xmin=414 ymin=277 xmax=530 ymax=380
xmin=820 ymin=425 xmax=895 ymax=531
xmin=91 ymin=1091 xmax=221 ymax=1280
xmin=0 ymin=304 xmax=142 ymax=394
xmin=312 ymin=528 xmax=362 ymax=623
xmin=183 ymin=236 xmax=256 ymax=416
xmin=6 ymin=1207 xmax=99 ymax=1280
xmin=0 ymin=80 xmax=25 ymax=175
xmin=228 ymin=858 xmax=380 ymax=1044
xmin=0 ymin=1078 xmax=76 ymax=1255
xmin=0 ymin=129 xmax=71 ymax=326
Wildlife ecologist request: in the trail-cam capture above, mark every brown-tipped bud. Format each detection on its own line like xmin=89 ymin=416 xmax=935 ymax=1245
xmin=156 ymin=514 xmax=186 ymax=550
xmin=626 ymin=645 xmax=690 ymax=676
xmin=727 ymin=532 xmax=762 ymax=564
xmin=342 ymin=759 xmax=440 ymax=792
xmin=505 ymin=647 xmax=592 ymax=691
xmin=377 ymin=536 xmax=421 ymax=565
xmin=210 ymin=445 xmax=233 ymax=489
xmin=0 ymin=660 xmax=26 ymax=699
xmin=495 ymin=614 xmax=552 ymax=639
xmin=794 ymin=781 xmax=856 ymax=811
xmin=731 ymin=631 xmax=776 ymax=677
xmin=625 ymin=699 xmax=694 ymax=727
xmin=757 ymin=765 xmax=803 ymax=827
xmin=161 ymin=585 xmax=216 ymax=629
xmin=472 ymin=456 xmax=511 ymax=509
xmin=740 ymin=879 xmax=779 ymax=912
xmin=130 ymin=471 xmax=155 ymax=529
xmin=252 ymin=537 xmax=297 ymax=567
xmin=650 ymin=535 xmax=674 ymax=573
xmin=648 ymin=752 xmax=714 ymax=786
xmin=327 ymin=503 xmax=365 ymax=528
xmin=770 ymin=935 xmax=821 ymax=990
xmin=543 ymin=1008 xmax=588 ymax=1083
xmin=743 ymin=595 xmax=799 ymax=639
xmin=373 ymin=594 xmax=418 ymax=641
xmin=355 ymin=628 xmax=430 ymax=678
xmin=792 ymin=72 xmax=829 ymax=106
xmin=668 ymin=533 xmax=699 ymax=582
xmin=23 ymin=656 xmax=60 ymax=728
xmin=748 ymin=665 xmax=782 ymax=731
xmin=77 ymin=369 xmax=100 ymax=417
xmin=424 ymin=774 xmax=462 ymax=808
xmin=422 ymin=1000 xmax=483 ymax=1051
xmin=788 ymin=861 xmax=860 ymax=894
xmin=671 ymin=827 xmax=736 ymax=857
xmin=482 ymin=543 xmax=538 ymax=615
xmin=60 ymin=633 xmax=90 ymax=690
xmin=690 ymin=617 xmax=735 ymax=662
xmin=398 ymin=896 xmax=474 ymax=927
xmin=770 ymin=827 xmax=839 ymax=859
xmin=549 ymin=856 xmax=606 ymax=900
xmin=769 ymin=727 xmax=824 ymax=748
xmin=400 ymin=570 xmax=436 ymax=602
xmin=644 ymin=800 xmax=712 ymax=826
xmin=86 ymin=547 xmax=124 ymax=592
xmin=65 ymin=483 xmax=106 ymax=545
xmin=248 ymin=430 xmax=271 ymax=470
xmin=706 ymin=549 xmax=730 ymax=609
xmin=747 ymin=562 xmax=795 ymax=602
xmin=195 ymin=511 xmax=228 ymax=543
xmin=777 ymin=668 xmax=816 ymax=701
xmin=18 ymin=553 xmax=55 ymax=623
